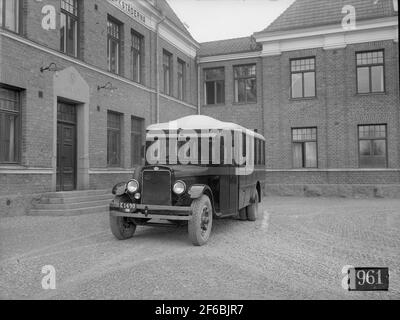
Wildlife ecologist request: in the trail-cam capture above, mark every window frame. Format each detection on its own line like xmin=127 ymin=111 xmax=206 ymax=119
xmin=107 ymin=16 xmax=122 ymax=75
xmin=233 ymin=64 xmax=257 ymax=104
xmin=177 ymin=58 xmax=186 ymax=101
xmin=0 ymin=84 xmax=21 ymax=164
xmin=291 ymin=127 xmax=318 ymax=169
xmin=131 ymin=29 xmax=144 ymax=84
xmin=357 ymin=124 xmax=388 ymax=168
xmin=204 ymin=67 xmax=225 ymax=106
xmin=356 ymin=49 xmax=385 ymax=95
xmin=290 ymin=57 xmax=317 ymax=99
xmin=107 ymin=110 xmax=122 ymax=167
xmin=0 ymin=0 xmax=21 ymax=34
xmin=162 ymin=49 xmax=172 ymax=96
xmin=60 ymin=0 xmax=80 ymax=58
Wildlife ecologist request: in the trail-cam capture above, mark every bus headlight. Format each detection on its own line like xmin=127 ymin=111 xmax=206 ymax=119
xmin=127 ymin=180 xmax=139 ymax=193
xmin=173 ymin=181 xmax=186 ymax=195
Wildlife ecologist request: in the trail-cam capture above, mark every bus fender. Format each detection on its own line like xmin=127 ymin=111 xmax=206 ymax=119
xmin=188 ymin=185 xmax=216 ymax=214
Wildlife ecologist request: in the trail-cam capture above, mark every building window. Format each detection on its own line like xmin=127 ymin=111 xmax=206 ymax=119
xmin=292 ymin=128 xmax=317 ymax=168
xmin=177 ymin=59 xmax=185 ymax=101
xmin=0 ymin=0 xmax=20 ymax=33
xmin=358 ymin=125 xmax=387 ymax=168
xmin=107 ymin=111 xmax=122 ymax=167
xmin=60 ymin=0 xmax=79 ymax=57
xmin=0 ymin=86 xmax=20 ymax=164
xmin=131 ymin=116 xmax=144 ymax=167
xmin=204 ymin=68 xmax=225 ymax=105
xmin=163 ymin=50 xmax=172 ymax=95
xmin=107 ymin=17 xmax=122 ymax=75
xmin=356 ymin=50 xmax=385 ymax=94
xmin=290 ymin=57 xmax=316 ymax=99
xmin=131 ymin=30 xmax=144 ymax=84
xmin=234 ymin=64 xmax=257 ymax=103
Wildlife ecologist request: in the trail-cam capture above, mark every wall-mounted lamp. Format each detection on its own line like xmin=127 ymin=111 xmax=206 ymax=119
xmin=40 ymin=62 xmax=59 ymax=73
xmin=97 ymin=82 xmax=117 ymax=92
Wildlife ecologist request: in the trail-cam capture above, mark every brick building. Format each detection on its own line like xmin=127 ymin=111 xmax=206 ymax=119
xmin=0 ymin=0 xmax=199 ymax=215
xmin=0 ymin=0 xmax=399 ymax=215
xmin=199 ymin=0 xmax=399 ymax=197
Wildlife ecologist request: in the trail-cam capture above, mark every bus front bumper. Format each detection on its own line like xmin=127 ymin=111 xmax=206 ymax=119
xmin=109 ymin=202 xmax=192 ymax=221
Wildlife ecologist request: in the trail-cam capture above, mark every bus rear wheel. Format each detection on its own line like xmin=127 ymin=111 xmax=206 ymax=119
xmin=247 ymin=191 xmax=259 ymax=221
xmin=188 ymin=195 xmax=213 ymax=246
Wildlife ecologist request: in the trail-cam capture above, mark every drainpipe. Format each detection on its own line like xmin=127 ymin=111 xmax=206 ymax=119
xmin=260 ymin=56 xmax=265 ymax=137
xmin=197 ymin=56 xmax=201 ymax=115
xmin=155 ymin=15 xmax=166 ymax=123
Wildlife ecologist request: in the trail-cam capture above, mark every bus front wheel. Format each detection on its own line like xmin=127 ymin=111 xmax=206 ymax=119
xmin=110 ymin=215 xmax=137 ymax=240
xmin=188 ymin=195 xmax=213 ymax=246
xmin=247 ymin=191 xmax=259 ymax=221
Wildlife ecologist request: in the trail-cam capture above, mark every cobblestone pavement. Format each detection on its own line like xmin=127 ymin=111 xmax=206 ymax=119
xmin=0 ymin=197 xmax=399 ymax=300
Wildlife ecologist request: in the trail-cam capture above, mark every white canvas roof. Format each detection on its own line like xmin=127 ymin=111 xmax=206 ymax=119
xmin=147 ymin=115 xmax=265 ymax=140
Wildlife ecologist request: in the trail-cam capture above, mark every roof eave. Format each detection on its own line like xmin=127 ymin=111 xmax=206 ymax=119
xmin=253 ymin=16 xmax=399 ymax=42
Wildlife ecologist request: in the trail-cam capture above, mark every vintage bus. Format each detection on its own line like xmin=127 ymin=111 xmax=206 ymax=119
xmin=109 ymin=115 xmax=266 ymax=246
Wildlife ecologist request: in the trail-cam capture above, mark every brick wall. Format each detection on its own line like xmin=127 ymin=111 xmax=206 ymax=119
xmin=198 ymin=40 xmax=399 ymax=188
xmin=0 ymin=0 xmax=198 ymax=214
xmin=199 ymin=58 xmax=263 ymax=133
xmin=262 ymin=40 xmax=399 ymax=171
xmin=0 ymin=174 xmax=51 ymax=216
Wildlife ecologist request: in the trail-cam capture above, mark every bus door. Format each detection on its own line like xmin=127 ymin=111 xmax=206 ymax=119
xmin=219 ymin=170 xmax=238 ymax=216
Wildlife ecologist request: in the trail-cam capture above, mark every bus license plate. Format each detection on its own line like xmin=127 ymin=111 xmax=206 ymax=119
xmin=119 ymin=202 xmax=136 ymax=210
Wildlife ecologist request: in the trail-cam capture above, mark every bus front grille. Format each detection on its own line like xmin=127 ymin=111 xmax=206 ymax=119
xmin=142 ymin=169 xmax=172 ymax=205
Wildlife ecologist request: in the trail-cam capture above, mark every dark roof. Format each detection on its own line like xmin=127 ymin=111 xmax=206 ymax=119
xmin=259 ymin=0 xmax=398 ymax=34
xmin=155 ymin=0 xmax=196 ymax=43
xmin=199 ymin=36 xmax=261 ymax=57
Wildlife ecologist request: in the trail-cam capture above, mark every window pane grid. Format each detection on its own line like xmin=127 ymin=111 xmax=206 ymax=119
xmin=178 ymin=59 xmax=185 ymax=100
xmin=107 ymin=17 xmax=121 ymax=74
xmin=291 ymin=57 xmax=316 ymax=98
xmin=163 ymin=51 xmax=171 ymax=68
xmin=291 ymin=58 xmax=315 ymax=72
xmin=357 ymin=51 xmax=384 ymax=66
xmin=356 ymin=50 xmax=385 ymax=94
xmin=205 ymin=68 xmax=224 ymax=81
xmin=107 ymin=20 xmax=120 ymax=40
xmin=131 ymin=31 xmax=143 ymax=52
xmin=358 ymin=125 xmax=387 ymax=168
xmin=0 ymin=87 xmax=20 ymax=163
xmin=177 ymin=60 xmax=184 ymax=75
xmin=1 ymin=0 xmax=19 ymax=32
xmin=163 ymin=50 xmax=172 ymax=95
xmin=61 ymin=0 xmax=78 ymax=16
xmin=292 ymin=128 xmax=317 ymax=141
xmin=0 ymin=87 xmax=19 ymax=111
xmin=292 ymin=127 xmax=317 ymax=168
xmin=107 ymin=112 xmax=121 ymax=130
xmin=359 ymin=125 xmax=386 ymax=139
xmin=107 ymin=112 xmax=121 ymax=167
xmin=234 ymin=65 xmax=256 ymax=78
xmin=358 ymin=124 xmax=387 ymax=168
xmin=234 ymin=64 xmax=257 ymax=103
xmin=131 ymin=31 xmax=144 ymax=83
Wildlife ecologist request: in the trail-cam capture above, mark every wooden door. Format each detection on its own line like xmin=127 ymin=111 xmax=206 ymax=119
xmin=56 ymin=102 xmax=77 ymax=191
